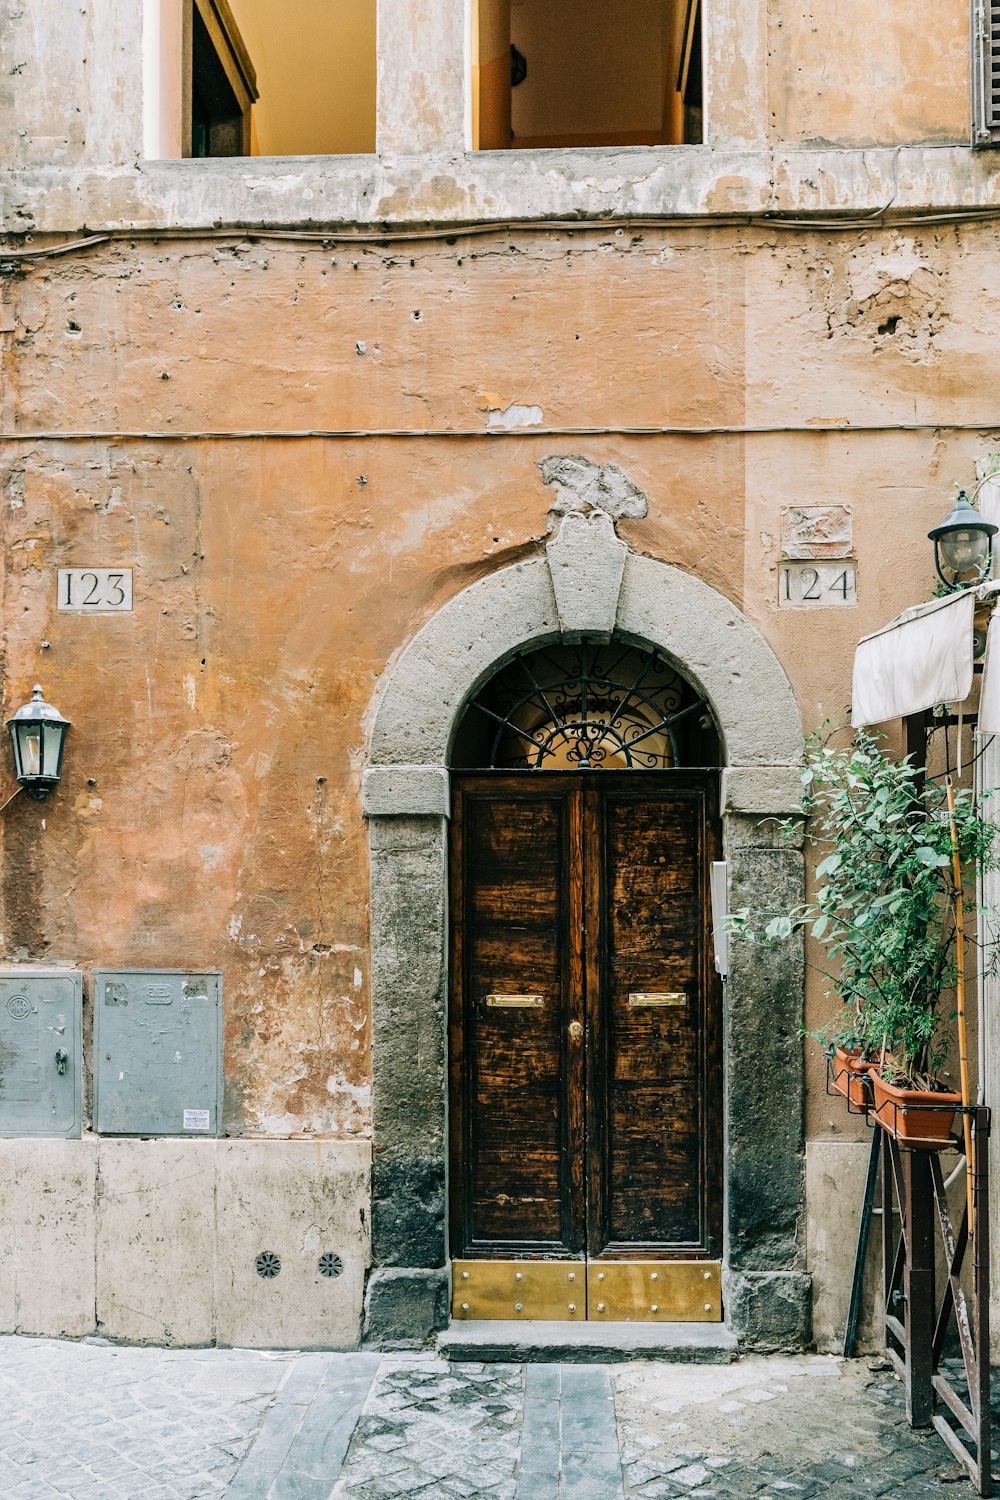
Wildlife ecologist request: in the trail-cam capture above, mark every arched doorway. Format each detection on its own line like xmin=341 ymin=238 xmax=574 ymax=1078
xmin=362 ymin=516 xmax=810 ymax=1351
xmin=448 ymin=638 xmax=724 ymax=1321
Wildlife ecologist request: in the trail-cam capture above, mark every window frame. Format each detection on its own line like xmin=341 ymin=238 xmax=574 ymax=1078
xmin=181 ymin=0 xmax=258 ymax=158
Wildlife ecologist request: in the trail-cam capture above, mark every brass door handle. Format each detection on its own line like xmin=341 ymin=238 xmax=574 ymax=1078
xmin=568 ymin=1020 xmax=583 ymax=1040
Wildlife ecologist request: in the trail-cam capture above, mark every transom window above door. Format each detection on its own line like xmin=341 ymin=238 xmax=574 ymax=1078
xmin=451 ymin=637 xmax=720 ymax=770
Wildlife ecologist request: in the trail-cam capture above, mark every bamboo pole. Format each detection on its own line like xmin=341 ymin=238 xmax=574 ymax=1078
xmin=946 ymin=777 xmax=975 ymax=1237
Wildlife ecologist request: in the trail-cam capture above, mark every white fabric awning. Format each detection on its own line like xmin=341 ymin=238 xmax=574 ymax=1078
xmin=980 ymin=610 xmax=1000 ymax=735
xmin=852 ymin=584 xmax=1000 ymax=728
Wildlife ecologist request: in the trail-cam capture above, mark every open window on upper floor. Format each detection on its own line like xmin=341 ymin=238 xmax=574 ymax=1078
xmin=471 ymin=0 xmax=702 ymax=150
xmin=144 ymin=0 xmax=376 ymax=159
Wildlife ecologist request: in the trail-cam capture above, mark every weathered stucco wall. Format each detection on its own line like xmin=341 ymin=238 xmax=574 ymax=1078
xmin=0 ymin=1 xmax=144 ymax=171
xmin=1 ymin=222 xmax=998 ymax=1153
xmin=768 ymin=0 xmax=970 ymax=146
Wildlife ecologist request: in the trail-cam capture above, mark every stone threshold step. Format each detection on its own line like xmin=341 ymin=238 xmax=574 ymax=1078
xmin=438 ymin=1320 xmax=739 ymax=1364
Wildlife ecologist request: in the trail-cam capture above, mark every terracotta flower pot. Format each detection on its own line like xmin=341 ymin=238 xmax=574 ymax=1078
xmin=830 ymin=1046 xmax=876 ymax=1111
xmin=870 ymin=1070 xmax=961 ymax=1148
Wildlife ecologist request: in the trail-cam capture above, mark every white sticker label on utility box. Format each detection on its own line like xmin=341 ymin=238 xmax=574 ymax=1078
xmin=183 ymin=1109 xmax=211 ymax=1132
xmin=779 ymin=560 xmax=857 ymax=608
xmin=57 ymin=568 xmax=133 ymax=612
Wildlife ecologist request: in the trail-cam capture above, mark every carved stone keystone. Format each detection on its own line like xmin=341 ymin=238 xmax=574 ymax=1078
xmin=544 ymin=510 xmax=628 ymax=637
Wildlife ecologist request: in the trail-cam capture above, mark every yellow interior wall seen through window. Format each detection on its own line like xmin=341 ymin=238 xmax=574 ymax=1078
xmin=229 ymin=0 xmax=376 ymax=156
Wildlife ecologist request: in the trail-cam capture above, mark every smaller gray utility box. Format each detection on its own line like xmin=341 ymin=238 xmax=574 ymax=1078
xmin=94 ymin=969 xmax=222 ymax=1136
xmin=0 ymin=968 xmax=82 ymax=1138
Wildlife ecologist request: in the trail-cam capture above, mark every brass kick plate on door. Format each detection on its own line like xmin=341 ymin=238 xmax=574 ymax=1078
xmin=485 ymin=994 xmax=544 ymax=1008
xmin=452 ymin=1260 xmax=586 ymax=1320
xmin=628 ymin=992 xmax=686 ymax=1007
xmin=588 ymin=1261 xmax=722 ymax=1322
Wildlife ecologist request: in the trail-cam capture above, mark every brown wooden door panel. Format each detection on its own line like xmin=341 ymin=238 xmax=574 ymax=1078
xmin=606 ymin=801 xmax=701 ymax=960
xmin=608 ymin=1088 xmax=702 ymax=1244
xmin=450 ymin=772 xmax=721 ymax=1268
xmin=450 ymin=781 xmax=585 ymax=1257
xmin=588 ymin=782 xmax=720 ymax=1258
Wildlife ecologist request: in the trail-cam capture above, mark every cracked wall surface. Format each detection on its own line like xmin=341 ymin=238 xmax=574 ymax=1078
xmin=0 ymin=223 xmax=997 ymax=1147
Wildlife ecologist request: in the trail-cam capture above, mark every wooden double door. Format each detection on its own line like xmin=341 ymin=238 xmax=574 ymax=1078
xmin=449 ymin=773 xmax=723 ymax=1322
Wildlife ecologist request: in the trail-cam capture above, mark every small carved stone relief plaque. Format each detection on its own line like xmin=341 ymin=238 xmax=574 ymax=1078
xmin=780 ymin=506 xmax=853 ymax=559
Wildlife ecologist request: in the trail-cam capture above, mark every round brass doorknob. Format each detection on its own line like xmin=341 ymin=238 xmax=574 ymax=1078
xmin=568 ymin=1021 xmax=583 ymax=1040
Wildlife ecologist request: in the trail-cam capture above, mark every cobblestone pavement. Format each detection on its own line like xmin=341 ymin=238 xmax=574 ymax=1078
xmin=0 ymin=1336 xmax=293 ymax=1499
xmin=613 ymin=1354 xmax=977 ymax=1499
xmin=0 ymin=1338 xmax=992 ymax=1499
xmin=330 ymin=1360 xmax=523 ymax=1500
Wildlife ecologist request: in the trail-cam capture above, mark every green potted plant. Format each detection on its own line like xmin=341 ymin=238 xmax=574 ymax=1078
xmin=730 ymin=728 xmax=999 ymax=1145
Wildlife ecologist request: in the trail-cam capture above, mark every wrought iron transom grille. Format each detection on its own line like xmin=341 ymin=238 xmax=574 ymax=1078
xmin=463 ymin=639 xmax=712 ymax=770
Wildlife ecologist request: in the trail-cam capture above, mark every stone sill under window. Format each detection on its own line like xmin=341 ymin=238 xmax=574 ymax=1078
xmin=5 ymin=144 xmax=1000 ymax=235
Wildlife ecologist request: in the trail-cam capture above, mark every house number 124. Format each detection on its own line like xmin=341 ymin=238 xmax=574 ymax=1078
xmin=57 ymin=568 xmax=134 ymax=612
xmin=779 ymin=561 xmax=857 ymax=608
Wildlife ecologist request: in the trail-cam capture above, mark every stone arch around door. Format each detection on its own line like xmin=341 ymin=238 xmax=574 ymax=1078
xmin=362 ymin=511 xmax=810 ymax=1351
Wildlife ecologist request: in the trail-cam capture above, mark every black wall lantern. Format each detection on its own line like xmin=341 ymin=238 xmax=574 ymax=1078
xmin=7 ymin=686 xmax=70 ymax=800
xmin=928 ymin=491 xmax=998 ymax=591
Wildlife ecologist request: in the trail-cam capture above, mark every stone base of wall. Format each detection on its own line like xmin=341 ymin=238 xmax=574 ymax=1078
xmin=363 ymin=1267 xmax=449 ymax=1348
xmin=807 ymin=1139 xmax=881 ymax=1355
xmin=724 ymin=1270 xmax=812 ymax=1351
xmin=0 ymin=1138 xmax=370 ymax=1348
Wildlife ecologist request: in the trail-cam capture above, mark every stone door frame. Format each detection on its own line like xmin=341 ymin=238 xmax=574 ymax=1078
xmin=361 ymin=513 xmax=811 ymax=1349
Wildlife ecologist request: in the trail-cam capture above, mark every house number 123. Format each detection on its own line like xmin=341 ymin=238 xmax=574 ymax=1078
xmin=57 ymin=568 xmax=134 ymax=612
xmin=779 ymin=561 xmax=857 ymax=608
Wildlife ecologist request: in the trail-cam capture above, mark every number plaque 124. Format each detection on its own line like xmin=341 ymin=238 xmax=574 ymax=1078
xmin=779 ymin=560 xmax=856 ymax=608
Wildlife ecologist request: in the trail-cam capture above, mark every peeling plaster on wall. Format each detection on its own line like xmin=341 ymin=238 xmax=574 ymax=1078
xmin=0 ymin=0 xmax=983 ymax=231
xmin=0 ymin=430 xmax=376 ymax=1140
xmin=537 ymin=455 xmax=650 ymax=523
xmin=3 ymin=227 xmax=756 ymax=448
xmin=485 ymin=402 xmax=543 ymax=431
xmin=741 ymin=226 xmax=995 ymax=437
xmin=823 ymin=236 xmax=949 ymax=355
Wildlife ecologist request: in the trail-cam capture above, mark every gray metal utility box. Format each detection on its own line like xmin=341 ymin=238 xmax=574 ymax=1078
xmin=93 ymin=969 xmax=222 ymax=1136
xmin=0 ymin=968 xmax=83 ymax=1138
